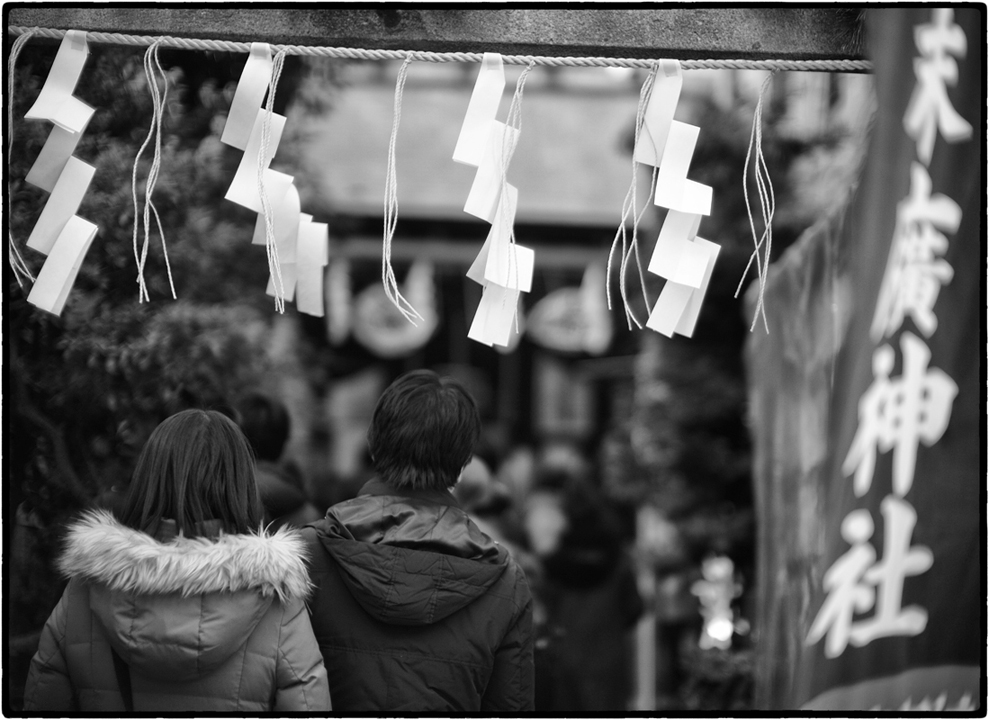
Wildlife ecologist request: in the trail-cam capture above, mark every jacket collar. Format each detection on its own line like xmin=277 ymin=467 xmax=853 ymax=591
xmin=58 ymin=509 xmax=312 ymax=601
xmin=358 ymin=476 xmax=463 ymax=509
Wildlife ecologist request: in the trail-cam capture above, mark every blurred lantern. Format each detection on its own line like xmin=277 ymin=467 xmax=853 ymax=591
xmin=527 ymin=262 xmax=612 ymax=355
xmin=691 ymin=555 xmax=743 ymax=650
xmin=352 ymin=261 xmax=438 ymax=358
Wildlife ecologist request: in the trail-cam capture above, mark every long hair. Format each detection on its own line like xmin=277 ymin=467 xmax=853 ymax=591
xmin=120 ymin=409 xmax=263 ymax=537
xmin=367 ymin=370 xmax=480 ymax=491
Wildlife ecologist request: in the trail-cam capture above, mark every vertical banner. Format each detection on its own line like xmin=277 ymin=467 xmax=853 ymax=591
xmin=786 ymin=8 xmax=982 ymax=712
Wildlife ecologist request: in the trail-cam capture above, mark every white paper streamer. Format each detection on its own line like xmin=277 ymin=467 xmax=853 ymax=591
xmin=221 ymin=43 xmax=274 ymax=150
xmin=24 ymin=29 xmax=90 ymax=133
xmin=27 ymin=156 xmax=95 ymax=255
xmin=453 ymin=52 xmax=506 ymax=166
xmin=465 ymin=62 xmax=536 ymax=346
xmin=296 ymin=220 xmax=329 ymax=317
xmin=26 ymin=118 xmax=93 ymax=192
xmin=27 ymin=215 xmax=98 ymax=315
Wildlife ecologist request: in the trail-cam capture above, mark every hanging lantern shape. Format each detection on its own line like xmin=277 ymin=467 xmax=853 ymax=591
xmin=691 ymin=555 xmax=742 ymax=650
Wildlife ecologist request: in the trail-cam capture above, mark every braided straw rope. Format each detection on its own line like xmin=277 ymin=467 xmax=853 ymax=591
xmin=7 ymin=25 xmax=873 ymax=73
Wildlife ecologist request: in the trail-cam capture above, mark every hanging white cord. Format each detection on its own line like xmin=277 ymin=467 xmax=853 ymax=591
xmin=608 ymin=69 xmax=651 ymax=328
xmin=7 ymin=28 xmax=39 ymax=287
xmin=131 ymin=40 xmax=175 ymax=302
xmin=130 ymin=45 xmax=155 ymax=302
xmin=620 ymin=165 xmax=659 ymax=329
xmin=500 ymin=61 xmax=535 ymax=331
xmin=621 ymin=72 xmax=659 ymax=330
xmin=146 ymin=44 xmax=175 ymax=300
xmin=381 ymin=56 xmax=423 ymax=324
xmin=258 ymin=49 xmax=288 ymax=313
xmin=735 ymin=70 xmax=777 ymax=333
xmin=608 ymin=65 xmax=658 ymax=329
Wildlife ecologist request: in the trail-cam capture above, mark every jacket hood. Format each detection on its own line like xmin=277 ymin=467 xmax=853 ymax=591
xmin=316 ymin=479 xmax=510 ymax=626
xmin=58 ymin=509 xmax=311 ymax=680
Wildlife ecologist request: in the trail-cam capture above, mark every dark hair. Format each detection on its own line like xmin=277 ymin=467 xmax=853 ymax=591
xmin=236 ymin=393 xmax=291 ymax=462
xmin=121 ymin=409 xmax=263 ymax=537
xmin=367 ymin=370 xmax=481 ymax=490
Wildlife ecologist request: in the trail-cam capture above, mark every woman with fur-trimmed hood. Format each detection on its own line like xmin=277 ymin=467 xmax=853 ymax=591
xmin=23 ymin=409 xmax=331 ymax=712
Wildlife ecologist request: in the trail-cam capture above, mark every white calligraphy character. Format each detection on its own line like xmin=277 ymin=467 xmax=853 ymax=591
xmin=806 ymin=510 xmax=876 ymax=658
xmin=872 ymin=163 xmax=959 ymax=341
xmin=903 ymin=7 xmax=972 ymax=165
xmin=843 ymin=332 xmax=957 ymax=498
xmin=849 ymin=495 xmax=933 ymax=647
xmin=807 ymin=498 xmax=934 ymax=658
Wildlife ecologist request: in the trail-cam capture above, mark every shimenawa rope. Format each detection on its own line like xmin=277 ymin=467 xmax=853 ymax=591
xmin=6 ymin=26 xmax=874 ymax=73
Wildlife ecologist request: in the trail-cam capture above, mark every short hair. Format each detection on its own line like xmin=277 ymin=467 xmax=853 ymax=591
xmin=236 ymin=393 xmax=291 ymax=462
xmin=367 ymin=370 xmax=480 ymax=490
xmin=121 ymin=409 xmax=263 ymax=537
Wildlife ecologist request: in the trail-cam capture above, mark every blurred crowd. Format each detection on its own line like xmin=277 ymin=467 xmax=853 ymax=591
xmin=455 ymin=444 xmax=644 ymax=712
xmin=232 ymin=393 xmax=646 ymax=712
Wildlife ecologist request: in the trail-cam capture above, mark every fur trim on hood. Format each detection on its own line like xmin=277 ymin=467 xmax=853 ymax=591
xmin=58 ymin=509 xmax=311 ymax=602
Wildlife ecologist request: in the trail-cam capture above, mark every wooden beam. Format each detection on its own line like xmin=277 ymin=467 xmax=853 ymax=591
xmin=7 ymin=7 xmax=865 ymax=61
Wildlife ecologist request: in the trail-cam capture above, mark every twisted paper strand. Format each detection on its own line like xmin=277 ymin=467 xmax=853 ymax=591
xmin=381 ymin=56 xmax=422 ymax=325
xmin=7 ymin=28 xmax=39 ymax=287
xmin=259 ymin=49 xmax=288 ymax=313
xmin=608 ymin=65 xmax=660 ymax=330
xmin=132 ymin=40 xmax=175 ymax=302
xmin=736 ymin=71 xmax=777 ymax=334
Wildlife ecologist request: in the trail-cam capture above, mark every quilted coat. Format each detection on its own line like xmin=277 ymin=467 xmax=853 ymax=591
xmin=302 ymin=478 xmax=535 ymax=713
xmin=23 ymin=509 xmax=331 ymax=712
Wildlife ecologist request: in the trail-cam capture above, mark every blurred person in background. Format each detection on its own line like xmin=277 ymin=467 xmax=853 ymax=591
xmin=23 ymin=409 xmax=330 ymax=712
xmin=302 ymin=370 xmax=535 ymax=712
xmin=453 ymin=456 xmax=513 ymax=547
xmin=237 ymin=392 xmax=321 ymax=529
xmin=524 ymin=445 xmax=644 ymax=713
xmin=455 ymin=455 xmax=544 ymax=602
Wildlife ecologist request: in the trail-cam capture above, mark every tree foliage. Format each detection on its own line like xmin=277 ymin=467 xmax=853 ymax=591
xmin=5 ymin=42 xmax=313 ymax=518
xmin=617 ymin=92 xmax=829 ymax=534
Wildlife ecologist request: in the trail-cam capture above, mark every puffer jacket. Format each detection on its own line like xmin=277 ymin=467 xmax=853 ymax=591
xmin=23 ymin=509 xmax=331 ymax=712
xmin=302 ymin=478 xmax=535 ymax=713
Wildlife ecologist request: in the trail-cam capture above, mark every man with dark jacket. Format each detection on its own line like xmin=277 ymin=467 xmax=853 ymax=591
xmin=302 ymin=370 xmax=535 ymax=713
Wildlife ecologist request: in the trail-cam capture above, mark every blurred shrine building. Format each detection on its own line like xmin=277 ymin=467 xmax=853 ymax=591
xmin=294 ymin=59 xmax=873 ymax=478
